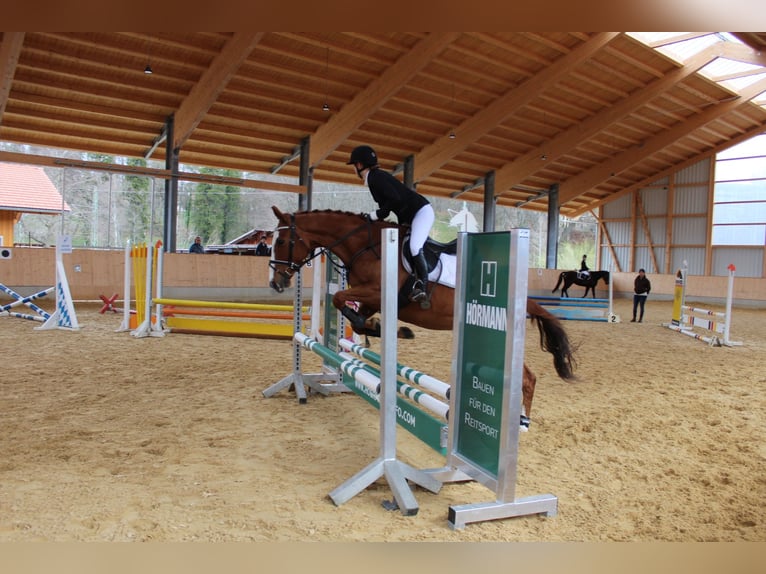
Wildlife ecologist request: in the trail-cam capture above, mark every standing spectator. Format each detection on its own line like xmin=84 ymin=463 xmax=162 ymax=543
xmin=189 ymin=236 xmax=205 ymax=254
xmin=631 ymin=268 xmax=651 ymax=322
xmin=255 ymin=236 xmax=271 ymax=256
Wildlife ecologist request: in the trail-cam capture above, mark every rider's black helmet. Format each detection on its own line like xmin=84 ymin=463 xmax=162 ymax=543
xmin=347 ymin=145 xmax=378 ymax=169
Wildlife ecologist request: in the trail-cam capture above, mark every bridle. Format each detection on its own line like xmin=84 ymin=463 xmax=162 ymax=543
xmin=269 ymin=213 xmax=384 ymax=285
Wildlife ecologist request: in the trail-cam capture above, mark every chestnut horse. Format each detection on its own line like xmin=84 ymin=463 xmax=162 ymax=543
xmin=268 ymin=207 xmax=577 ymax=427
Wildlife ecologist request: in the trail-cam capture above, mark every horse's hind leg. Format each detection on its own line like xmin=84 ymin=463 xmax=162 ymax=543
xmin=521 ymin=364 xmax=536 ymax=431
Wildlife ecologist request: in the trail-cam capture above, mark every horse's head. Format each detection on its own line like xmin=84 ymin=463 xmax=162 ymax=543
xmin=602 ymin=270 xmax=610 ymax=284
xmin=268 ymin=206 xmax=315 ymax=293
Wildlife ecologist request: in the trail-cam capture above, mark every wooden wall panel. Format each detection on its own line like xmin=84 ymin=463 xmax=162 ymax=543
xmin=0 ymin=249 xmax=762 ymax=305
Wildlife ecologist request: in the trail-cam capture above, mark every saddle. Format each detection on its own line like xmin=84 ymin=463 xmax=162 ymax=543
xmin=403 ymin=236 xmax=457 ymax=273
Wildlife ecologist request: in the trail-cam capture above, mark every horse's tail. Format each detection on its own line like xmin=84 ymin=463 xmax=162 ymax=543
xmin=526 ymin=299 xmax=577 ymax=381
xmin=552 ymin=272 xmax=565 ymax=294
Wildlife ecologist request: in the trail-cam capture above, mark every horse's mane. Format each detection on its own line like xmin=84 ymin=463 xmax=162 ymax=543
xmin=301 ymin=208 xmax=365 ymax=218
xmin=298 ymin=209 xmax=401 ymax=228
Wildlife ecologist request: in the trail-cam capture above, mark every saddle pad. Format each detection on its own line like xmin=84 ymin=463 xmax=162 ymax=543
xmin=402 ymin=253 xmax=457 ymax=289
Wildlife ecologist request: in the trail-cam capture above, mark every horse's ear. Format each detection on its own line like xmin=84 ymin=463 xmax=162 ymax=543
xmin=271 ymin=205 xmax=285 ymax=222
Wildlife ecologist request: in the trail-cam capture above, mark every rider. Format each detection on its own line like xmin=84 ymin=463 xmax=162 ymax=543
xmin=578 ymin=254 xmax=591 ymax=280
xmin=347 ymin=145 xmax=435 ymax=303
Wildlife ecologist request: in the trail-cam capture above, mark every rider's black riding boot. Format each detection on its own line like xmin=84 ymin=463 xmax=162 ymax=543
xmin=409 ymin=249 xmax=429 ymax=303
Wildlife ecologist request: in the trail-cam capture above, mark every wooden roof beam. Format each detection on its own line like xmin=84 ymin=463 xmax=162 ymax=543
xmin=494 ymin=43 xmax=723 ymax=197
xmin=728 ymin=34 xmax=766 ymax=58
xmin=0 ymin=149 xmax=305 ymax=194
xmin=412 ymin=32 xmax=620 ymax=183
xmin=568 ymin=119 xmax=766 ymax=219
xmin=0 ymin=32 xmax=25 ymax=125
xmin=170 ymin=32 xmax=264 ymax=151
xmin=559 ymin=75 xmax=766 ymax=204
xmin=308 ymin=32 xmax=460 ymax=167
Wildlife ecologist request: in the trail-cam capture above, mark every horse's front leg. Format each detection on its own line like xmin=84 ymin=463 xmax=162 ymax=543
xmin=333 ymin=287 xmax=381 ymax=337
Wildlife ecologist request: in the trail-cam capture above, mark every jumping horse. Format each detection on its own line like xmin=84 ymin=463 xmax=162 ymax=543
xmin=269 ymin=207 xmax=577 ymax=427
xmin=552 ymin=270 xmax=610 ymax=298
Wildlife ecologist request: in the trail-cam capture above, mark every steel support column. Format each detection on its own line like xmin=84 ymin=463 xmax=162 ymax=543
xmin=483 ymin=171 xmax=496 ymax=232
xmin=299 ymin=137 xmax=312 ymax=211
xmin=163 ymin=115 xmax=179 ymax=253
xmin=546 ymin=184 xmax=559 ymax=269
xmin=403 ymin=155 xmax=415 ymax=189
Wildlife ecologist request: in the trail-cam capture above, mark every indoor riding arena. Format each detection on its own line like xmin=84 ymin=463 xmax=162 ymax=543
xmin=1 ymin=32 xmax=766 ymax=544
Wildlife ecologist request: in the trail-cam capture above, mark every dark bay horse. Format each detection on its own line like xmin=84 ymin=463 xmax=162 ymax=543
xmin=552 ymin=270 xmax=610 ymax=298
xmin=269 ymin=207 xmax=577 ymax=425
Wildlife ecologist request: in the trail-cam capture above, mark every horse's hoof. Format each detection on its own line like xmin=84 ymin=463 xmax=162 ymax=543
xmin=520 ymin=415 xmax=530 ymax=431
xmin=398 ymin=326 xmax=415 ymax=339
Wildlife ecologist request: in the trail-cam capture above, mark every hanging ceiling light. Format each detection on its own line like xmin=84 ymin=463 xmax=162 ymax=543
xmin=448 ymin=84 xmax=457 ymax=139
xmin=144 ymin=64 xmax=153 ymax=74
xmin=322 ymin=47 xmax=330 ymax=112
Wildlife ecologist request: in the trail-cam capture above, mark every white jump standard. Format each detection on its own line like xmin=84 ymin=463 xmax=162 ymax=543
xmin=2 ymin=236 xmax=80 ymax=331
xmin=326 ymin=228 xmax=442 ymax=515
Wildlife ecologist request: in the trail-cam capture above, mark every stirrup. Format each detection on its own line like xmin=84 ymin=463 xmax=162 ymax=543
xmin=408 ymin=280 xmax=426 ymax=302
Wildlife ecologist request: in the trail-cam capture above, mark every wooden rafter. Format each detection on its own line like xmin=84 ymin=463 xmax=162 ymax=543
xmin=308 ymin=32 xmax=460 ymax=168
xmin=571 ymin=119 xmax=766 ymax=218
xmin=495 ymin=44 xmax=722 ymax=199
xmin=416 ymin=32 xmax=620 ymax=186
xmin=0 ymin=32 xmax=25 ymax=123
xmin=171 ymin=32 xmax=264 ymax=151
xmin=559 ymin=75 xmax=766 ymax=204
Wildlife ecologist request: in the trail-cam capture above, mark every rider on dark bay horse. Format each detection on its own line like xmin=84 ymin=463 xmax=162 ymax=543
xmin=347 ymin=145 xmax=434 ymax=305
xmin=578 ymin=254 xmax=590 ymax=280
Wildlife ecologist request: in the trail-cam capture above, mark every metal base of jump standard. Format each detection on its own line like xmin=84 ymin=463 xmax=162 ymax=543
xmin=425 ymin=229 xmax=557 ymax=529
